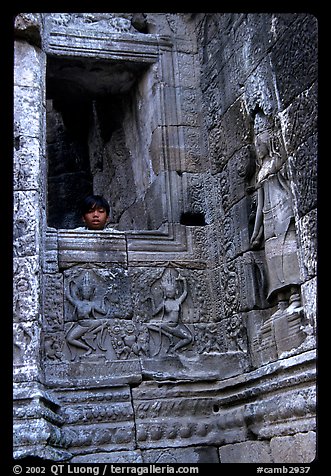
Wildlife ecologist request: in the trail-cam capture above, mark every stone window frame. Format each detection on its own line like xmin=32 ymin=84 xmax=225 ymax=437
xmin=43 ymin=21 xmax=198 ymax=266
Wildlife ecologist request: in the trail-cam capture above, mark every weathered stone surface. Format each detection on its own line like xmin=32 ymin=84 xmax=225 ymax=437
xmin=298 ymin=209 xmax=317 ymax=279
xmin=57 ymin=230 xmax=127 ymax=267
xmin=301 ymin=277 xmax=317 ymax=334
xmin=208 ymin=98 xmax=251 ymax=170
xmin=13 ymin=257 xmax=40 ymax=322
xmin=288 ymin=134 xmax=318 ymax=218
xmin=141 ymin=352 xmax=249 ymax=381
xmin=14 ymin=13 xmax=42 ymax=46
xmin=270 ymin=431 xmax=316 ymax=463
xmin=13 ymin=13 xmax=317 ymax=464
xmin=53 ymin=386 xmax=136 ymax=456
xmin=270 ymin=15 xmax=317 ymax=109
xmin=44 ymin=360 xmax=142 ymax=388
xmin=14 ymin=85 xmax=45 ymax=138
xmin=71 ymin=451 xmax=143 ymax=463
xmin=13 ymin=382 xmax=70 ymax=460
xmin=143 ymin=446 xmax=220 ymax=463
xmin=14 ymin=136 xmax=43 ymax=191
xmin=220 ymin=441 xmax=272 ymax=463
xmin=280 ymin=83 xmax=318 ymax=155
xmin=14 ymin=191 xmax=40 ymax=258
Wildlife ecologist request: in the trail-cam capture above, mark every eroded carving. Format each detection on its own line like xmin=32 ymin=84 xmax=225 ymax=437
xmin=13 ymin=323 xmax=34 ymax=364
xmin=249 ymin=111 xmax=306 ymax=358
xmin=65 ymin=272 xmax=110 ymax=360
xmin=60 ymin=268 xmax=133 ymax=361
xmin=48 ymin=13 xmax=137 ymax=34
xmin=44 ymin=334 xmax=63 ymax=361
xmin=250 ymin=112 xmax=302 ymax=316
xmin=226 ymin=314 xmax=248 ymax=352
xmin=147 ymin=268 xmax=193 ymax=356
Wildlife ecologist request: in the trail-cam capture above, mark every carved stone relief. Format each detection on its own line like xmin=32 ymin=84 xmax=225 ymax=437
xmin=43 ymin=274 xmax=64 ymax=332
xmin=13 ymin=257 xmax=40 ymax=323
xmin=245 ymin=110 xmax=308 ymax=363
xmin=145 ymin=267 xmax=192 ymax=356
xmin=46 ymin=13 xmax=139 ymax=34
xmin=42 ymin=263 xmax=237 ymax=370
xmin=13 ymin=322 xmax=36 ymax=365
xmin=14 ymin=12 xmax=317 ymax=463
xmin=250 ymin=112 xmax=302 ymax=310
xmin=63 ymin=267 xmax=132 ymax=362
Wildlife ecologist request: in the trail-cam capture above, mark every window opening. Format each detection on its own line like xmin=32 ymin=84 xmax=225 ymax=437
xmin=46 ymin=55 xmax=153 ymax=230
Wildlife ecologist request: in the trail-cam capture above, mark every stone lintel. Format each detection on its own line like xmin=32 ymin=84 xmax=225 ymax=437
xmin=44 ymin=26 xmax=172 ymax=63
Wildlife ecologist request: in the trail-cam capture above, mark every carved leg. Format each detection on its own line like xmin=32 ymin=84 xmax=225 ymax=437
xmin=285 ymin=286 xmax=303 ymax=315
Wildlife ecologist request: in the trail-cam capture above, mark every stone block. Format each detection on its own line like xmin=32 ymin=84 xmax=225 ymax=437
xmin=208 ymin=98 xmax=251 ymax=170
xmin=150 ymin=127 xmax=167 ymax=175
xmin=176 ymin=52 xmax=200 ymax=89
xmin=245 ymin=309 xmax=276 ymax=367
xmin=288 ymin=134 xmax=317 ymax=218
xmin=177 ymin=87 xmax=203 ymax=128
xmin=129 ymin=266 xmax=213 ymax=327
xmin=54 ymin=385 xmax=137 ymax=455
xmin=271 ymin=15 xmax=317 ymax=109
xmin=219 ymin=249 xmax=269 ymax=319
xmin=43 ymin=18 xmax=161 ymax=63
xmin=14 ymin=85 xmax=44 ymax=138
xmin=220 ymin=199 xmax=253 ymax=257
xmin=244 ymin=57 xmax=278 ymax=115
xmin=14 ymin=14 xmax=42 ymax=47
xmin=301 ymin=277 xmax=317 ymax=334
xmin=14 ymin=191 xmax=40 ymax=258
xmin=57 ymin=230 xmax=127 ymax=268
xmin=43 ymin=274 xmax=64 ymax=331
xmin=245 ymin=305 xmax=308 ymax=366
xmin=71 ymin=451 xmax=143 ymax=463
xmin=297 ymin=208 xmax=317 ymax=279
xmin=181 ymin=172 xmax=206 ymax=218
xmin=244 ymin=371 xmax=316 ymax=439
xmin=280 ymin=83 xmax=317 ymax=156
xmin=14 ymin=40 xmax=45 ymax=88
xmin=141 ymin=352 xmax=248 ymax=381
xmin=181 ymin=125 xmax=208 ymax=173
xmin=142 ymin=446 xmax=220 ymax=463
xmin=219 ymin=440 xmax=272 ymax=463
xmin=126 ymin=224 xmax=204 ymax=267
xmin=44 ymin=360 xmax=142 ymax=388
xmin=13 ymin=321 xmax=41 ymax=368
xmin=219 ymin=315 xmax=248 ymax=353
xmin=43 ymin=229 xmax=59 ymax=273
xmin=266 ymin=14 xmax=301 ymax=42
xmin=14 ymin=136 xmax=43 ymax=191
xmin=270 ymin=431 xmax=316 ymax=463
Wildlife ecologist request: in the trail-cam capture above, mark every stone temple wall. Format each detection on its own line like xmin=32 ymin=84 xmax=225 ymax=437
xmin=13 ymin=13 xmax=317 ymax=464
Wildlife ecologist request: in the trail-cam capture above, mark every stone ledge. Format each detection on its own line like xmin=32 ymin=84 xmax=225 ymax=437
xmin=44 ymin=359 xmax=142 ymax=387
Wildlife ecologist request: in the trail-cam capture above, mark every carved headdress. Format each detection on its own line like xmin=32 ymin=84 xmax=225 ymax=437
xmin=80 ymin=272 xmax=96 ymax=298
xmin=160 ymin=267 xmax=179 ymax=293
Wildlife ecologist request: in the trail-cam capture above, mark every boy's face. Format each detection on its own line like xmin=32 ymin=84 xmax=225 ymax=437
xmin=83 ymin=206 xmax=109 ymax=230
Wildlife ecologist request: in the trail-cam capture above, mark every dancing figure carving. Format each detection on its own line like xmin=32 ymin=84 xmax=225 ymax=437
xmin=147 ymin=268 xmax=192 ymax=356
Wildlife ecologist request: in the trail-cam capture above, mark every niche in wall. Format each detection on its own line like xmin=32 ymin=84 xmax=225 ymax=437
xmin=46 ymin=55 xmax=161 ymax=230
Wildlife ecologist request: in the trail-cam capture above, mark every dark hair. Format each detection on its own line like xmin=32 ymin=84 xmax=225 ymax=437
xmin=80 ymin=195 xmax=110 ymax=216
